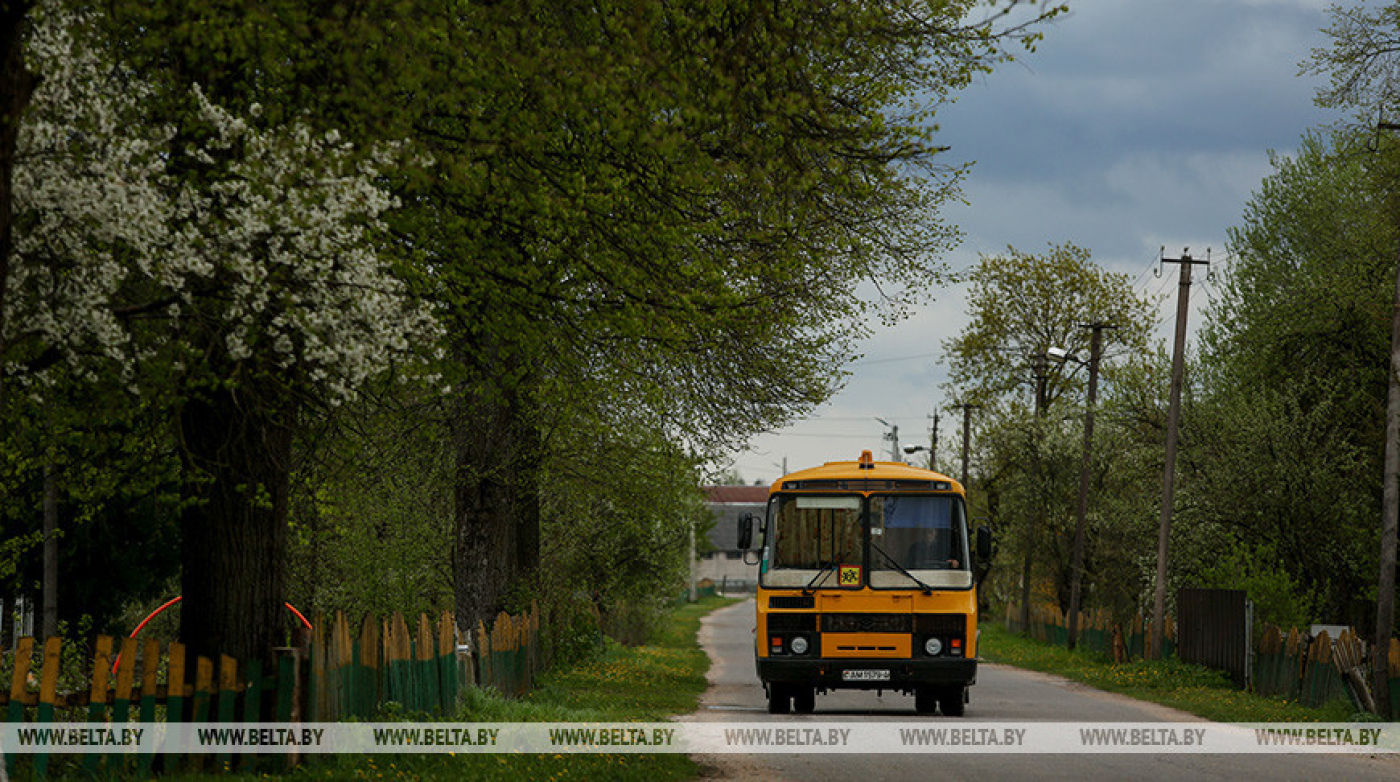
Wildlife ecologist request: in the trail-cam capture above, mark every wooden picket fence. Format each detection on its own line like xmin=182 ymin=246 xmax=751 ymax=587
xmin=471 ymin=604 xmax=541 ymax=699
xmin=1 ymin=634 xmax=298 ymax=779
xmin=307 ymin=610 xmax=460 ymax=720
xmin=1005 ymin=603 xmax=1176 ymax=661
xmin=1253 ymin=624 xmax=1400 ymax=716
xmin=1 ymin=604 xmax=544 ymax=780
xmin=305 ymin=603 xmax=541 ymax=720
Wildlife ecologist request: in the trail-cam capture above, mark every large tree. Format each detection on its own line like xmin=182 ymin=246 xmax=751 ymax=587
xmin=6 ymin=0 xmax=1067 ymax=661
xmin=943 ymin=242 xmax=1157 ymax=621
xmin=1196 ymin=130 xmax=1393 ymax=628
xmin=399 ymin=0 xmax=1068 ymax=631
xmin=9 ymin=1 xmax=438 ymax=662
xmin=944 ymin=243 xmax=1157 ymax=406
xmin=1303 ymin=0 xmax=1400 ymax=714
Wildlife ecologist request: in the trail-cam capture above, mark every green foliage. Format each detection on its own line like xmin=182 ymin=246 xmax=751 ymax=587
xmin=2 ymin=0 xmax=1068 ymax=662
xmin=545 ymin=591 xmax=606 ymax=667
xmin=1192 ymin=130 xmax=1392 ymax=623
xmin=944 ymin=242 xmax=1159 ymax=407
xmin=538 ymin=418 xmax=708 ymax=646
xmin=946 ymin=243 xmax=1161 ymax=617
xmin=286 ymin=382 xmax=455 ymax=620
xmin=1200 ymin=544 xmax=1316 ymax=632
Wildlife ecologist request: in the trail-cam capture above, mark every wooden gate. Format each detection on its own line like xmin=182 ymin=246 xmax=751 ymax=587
xmin=1177 ymin=588 xmax=1250 ymax=687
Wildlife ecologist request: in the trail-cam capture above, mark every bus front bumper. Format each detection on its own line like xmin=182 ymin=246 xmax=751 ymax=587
xmin=757 ymin=656 xmax=977 ymax=690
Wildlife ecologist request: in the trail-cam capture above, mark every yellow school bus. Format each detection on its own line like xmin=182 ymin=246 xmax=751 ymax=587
xmin=737 ymin=450 xmax=991 ymax=716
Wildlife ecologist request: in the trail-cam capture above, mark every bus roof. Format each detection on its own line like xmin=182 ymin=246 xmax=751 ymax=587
xmin=767 ymin=450 xmax=964 ymax=494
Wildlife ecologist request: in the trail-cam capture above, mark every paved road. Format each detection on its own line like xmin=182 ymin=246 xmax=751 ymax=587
xmin=680 ymin=598 xmax=1400 ymax=781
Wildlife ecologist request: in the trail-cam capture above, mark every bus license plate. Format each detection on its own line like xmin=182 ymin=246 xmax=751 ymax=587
xmin=842 ymin=669 xmax=890 ymax=682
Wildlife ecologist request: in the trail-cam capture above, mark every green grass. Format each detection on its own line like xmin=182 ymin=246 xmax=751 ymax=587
xmin=126 ymin=595 xmax=737 ymax=782
xmin=979 ymin=621 xmax=1357 ymax=723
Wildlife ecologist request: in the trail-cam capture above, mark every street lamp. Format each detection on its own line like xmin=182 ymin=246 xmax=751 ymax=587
xmin=903 ymin=444 xmax=933 ymax=470
xmin=1050 ymin=324 xmax=1114 ymax=650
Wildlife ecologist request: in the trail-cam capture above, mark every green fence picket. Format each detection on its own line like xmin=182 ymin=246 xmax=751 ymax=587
xmin=137 ymin=638 xmax=160 ymax=777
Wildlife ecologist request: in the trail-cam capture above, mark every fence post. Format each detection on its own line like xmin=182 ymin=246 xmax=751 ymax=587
xmin=1389 ymin=638 xmax=1400 ymax=720
xmin=81 ymin=636 xmax=113 ymax=775
xmin=33 ymin=636 xmax=61 ymax=779
xmin=3 ymin=637 xmax=30 ymax=781
xmin=107 ymin=636 xmax=139 ymax=773
xmin=271 ymin=645 xmax=301 ymax=771
xmin=137 ymin=638 xmax=160 ymax=777
xmin=359 ymin=615 xmax=381 ymax=719
xmin=437 ymin=612 xmax=455 ymax=714
xmin=166 ymin=643 xmax=187 ymax=771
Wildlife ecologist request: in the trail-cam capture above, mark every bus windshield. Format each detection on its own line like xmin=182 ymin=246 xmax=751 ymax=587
xmin=763 ymin=495 xmax=861 ymax=589
xmin=869 ymin=494 xmax=969 ymax=588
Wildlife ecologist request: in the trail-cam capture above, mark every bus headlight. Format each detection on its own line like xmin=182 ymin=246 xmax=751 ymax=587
xmin=790 ymin=635 xmax=810 ymax=655
xmin=924 ymin=637 xmax=943 ymax=656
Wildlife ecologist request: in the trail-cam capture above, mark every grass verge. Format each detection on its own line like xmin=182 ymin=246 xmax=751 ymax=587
xmin=151 ymin=595 xmax=739 ymax=782
xmin=979 ymin=620 xmax=1357 ymax=723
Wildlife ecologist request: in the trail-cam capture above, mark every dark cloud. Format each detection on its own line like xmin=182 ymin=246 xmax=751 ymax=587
xmin=729 ymin=0 xmax=1341 ymax=483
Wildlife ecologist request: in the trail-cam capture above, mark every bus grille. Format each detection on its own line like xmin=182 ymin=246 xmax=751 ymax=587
xmin=822 ymin=613 xmax=912 ymax=633
xmin=914 ymin=614 xmax=966 ymax=635
xmin=769 ymin=595 xmax=816 ymax=609
xmin=766 ymin=613 xmax=817 ymax=632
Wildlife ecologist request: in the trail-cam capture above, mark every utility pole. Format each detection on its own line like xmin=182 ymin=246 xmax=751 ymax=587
xmin=1373 ymin=121 xmax=1400 ymax=719
xmin=954 ymin=403 xmax=980 ymax=489
xmin=929 ymin=413 xmax=939 ymax=471
xmin=1151 ymin=249 xmax=1208 ymax=659
xmin=1066 ymin=323 xmax=1115 ymax=650
xmin=1019 ymin=355 xmax=1049 ymax=635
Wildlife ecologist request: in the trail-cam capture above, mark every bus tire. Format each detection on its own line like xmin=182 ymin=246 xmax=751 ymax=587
xmin=793 ymin=686 xmax=816 ymax=714
xmin=939 ymin=686 xmax=966 ymax=717
xmin=914 ymin=686 xmax=938 ymax=715
xmin=767 ymin=683 xmax=791 ymax=714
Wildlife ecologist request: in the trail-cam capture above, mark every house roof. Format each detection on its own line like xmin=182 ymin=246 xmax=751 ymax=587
xmin=703 ymin=485 xmax=770 ymax=504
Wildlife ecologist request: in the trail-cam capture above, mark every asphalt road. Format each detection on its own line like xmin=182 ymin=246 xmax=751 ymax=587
xmin=679 ymin=597 xmax=1400 ymax=781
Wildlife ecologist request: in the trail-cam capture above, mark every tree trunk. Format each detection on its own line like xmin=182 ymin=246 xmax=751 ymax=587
xmin=41 ymin=456 xmax=57 ymax=640
xmin=452 ymin=376 xmax=540 ymax=633
xmin=178 ymin=383 xmax=292 ymax=666
xmin=0 ymin=0 xmax=37 ymax=371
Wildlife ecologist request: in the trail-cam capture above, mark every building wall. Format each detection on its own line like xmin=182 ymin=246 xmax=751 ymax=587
xmin=696 ymin=486 xmax=767 ymax=593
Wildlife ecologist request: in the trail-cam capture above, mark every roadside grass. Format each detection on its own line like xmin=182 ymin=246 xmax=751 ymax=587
xmin=979 ymin=621 xmax=1356 ymax=723
xmin=147 ymin=595 xmax=738 ymax=782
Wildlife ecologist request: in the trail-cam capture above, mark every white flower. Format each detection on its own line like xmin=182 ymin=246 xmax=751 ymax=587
xmin=7 ymin=0 xmax=442 ymax=402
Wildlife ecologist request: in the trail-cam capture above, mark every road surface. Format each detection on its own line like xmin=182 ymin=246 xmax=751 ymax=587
xmin=679 ymin=597 xmax=1400 ymax=781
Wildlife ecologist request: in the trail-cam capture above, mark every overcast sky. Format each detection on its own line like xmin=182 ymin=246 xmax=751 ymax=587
xmin=720 ymin=0 xmax=1342 ymax=486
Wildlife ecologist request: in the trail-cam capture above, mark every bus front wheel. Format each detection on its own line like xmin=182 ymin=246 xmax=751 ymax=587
xmin=793 ymin=686 xmax=816 ymax=714
xmin=939 ymin=686 xmax=967 ymax=717
xmin=767 ymin=683 xmax=791 ymax=714
xmin=914 ymin=686 xmax=938 ymax=715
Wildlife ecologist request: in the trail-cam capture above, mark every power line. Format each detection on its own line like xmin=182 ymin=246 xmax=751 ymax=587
xmin=850 ymin=351 xmax=942 ymax=366
xmin=1130 ymin=252 xmax=1162 ymax=296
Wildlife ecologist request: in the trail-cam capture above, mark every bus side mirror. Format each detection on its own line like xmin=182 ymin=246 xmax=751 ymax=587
xmin=976 ymin=526 xmax=993 ymax=562
xmin=737 ymin=513 xmax=755 ymax=550
xmin=974 ymin=525 xmax=993 ymax=586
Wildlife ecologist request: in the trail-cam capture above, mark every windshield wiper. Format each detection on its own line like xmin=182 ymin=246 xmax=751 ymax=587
xmin=871 ymin=541 xmax=934 ymax=595
xmin=803 ymin=551 xmax=846 ymax=595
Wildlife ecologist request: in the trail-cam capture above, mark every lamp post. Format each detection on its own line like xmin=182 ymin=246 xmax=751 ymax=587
xmin=1049 ymin=324 xmax=1113 ymax=650
xmin=876 ymin=417 xmax=901 ymax=461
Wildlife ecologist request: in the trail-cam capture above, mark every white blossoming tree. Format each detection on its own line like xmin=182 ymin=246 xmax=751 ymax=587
xmin=6 ymin=2 xmax=438 ymax=663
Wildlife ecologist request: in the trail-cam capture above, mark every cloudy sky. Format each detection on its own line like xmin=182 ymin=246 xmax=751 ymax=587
xmin=721 ymin=0 xmax=1343 ymax=486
